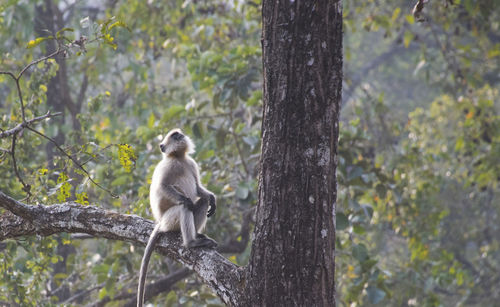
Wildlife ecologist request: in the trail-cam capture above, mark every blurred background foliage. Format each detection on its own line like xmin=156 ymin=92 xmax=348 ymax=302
xmin=0 ymin=0 xmax=498 ymax=306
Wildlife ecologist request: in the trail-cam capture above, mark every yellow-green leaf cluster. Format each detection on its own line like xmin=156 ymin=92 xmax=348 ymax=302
xmin=118 ymin=144 xmax=137 ymax=172
xmin=56 ymin=172 xmax=71 ymax=202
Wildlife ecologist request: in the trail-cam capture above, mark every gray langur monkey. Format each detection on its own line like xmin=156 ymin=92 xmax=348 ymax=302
xmin=137 ymin=129 xmax=217 ymax=307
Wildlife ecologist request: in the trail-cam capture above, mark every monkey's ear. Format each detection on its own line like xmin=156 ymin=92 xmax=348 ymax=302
xmin=159 ymin=144 xmax=166 ymax=152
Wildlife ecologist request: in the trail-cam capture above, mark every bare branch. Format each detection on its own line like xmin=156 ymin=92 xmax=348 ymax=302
xmin=10 ymin=134 xmax=31 ymax=195
xmin=0 ymin=47 xmax=65 ymax=122
xmin=0 ymin=71 xmax=16 ymax=80
xmin=17 ymin=47 xmax=64 ymax=80
xmin=60 ymin=283 xmax=104 ymax=305
xmin=0 ymin=111 xmax=62 ymax=139
xmin=0 ymin=190 xmax=244 ymax=305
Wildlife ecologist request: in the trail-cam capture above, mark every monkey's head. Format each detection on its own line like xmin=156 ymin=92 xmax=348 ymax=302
xmin=159 ymin=129 xmax=195 ymax=157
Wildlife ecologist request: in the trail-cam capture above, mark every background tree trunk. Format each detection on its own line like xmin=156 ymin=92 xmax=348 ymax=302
xmin=246 ymin=1 xmax=342 ymax=306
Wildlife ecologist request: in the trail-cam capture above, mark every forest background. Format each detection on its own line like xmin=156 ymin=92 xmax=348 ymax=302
xmin=0 ymin=0 xmax=499 ymax=306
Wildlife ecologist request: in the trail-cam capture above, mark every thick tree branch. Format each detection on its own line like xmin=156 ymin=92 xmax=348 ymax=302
xmin=0 ymin=190 xmax=245 ymax=305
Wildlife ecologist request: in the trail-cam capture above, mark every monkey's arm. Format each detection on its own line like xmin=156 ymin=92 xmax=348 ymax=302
xmin=188 ymin=157 xmax=217 ymax=217
xmin=194 ymin=172 xmax=217 ymax=217
xmin=160 ymin=183 xmax=195 ymax=211
xmin=196 ymin=183 xmax=216 ymax=217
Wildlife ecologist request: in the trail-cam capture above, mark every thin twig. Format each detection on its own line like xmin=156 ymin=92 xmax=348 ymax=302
xmin=0 ymin=47 xmax=65 ymax=122
xmin=10 ymin=134 xmax=30 ymax=195
xmin=26 ymin=127 xmax=117 ymax=198
xmin=17 ymin=46 xmax=64 ymax=80
xmin=0 ymin=71 xmax=16 ymax=79
xmin=0 ymin=71 xmax=26 ymax=120
xmin=186 ymin=112 xmax=231 ymax=121
xmin=0 ymin=111 xmax=62 ymax=139
xmin=228 ymin=110 xmax=251 ymax=178
xmin=0 ymin=31 xmax=115 ymax=199
xmin=60 ymin=282 xmax=105 ymax=305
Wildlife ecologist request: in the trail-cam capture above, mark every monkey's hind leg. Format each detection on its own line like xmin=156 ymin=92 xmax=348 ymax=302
xmin=184 ymin=199 xmax=217 ymax=248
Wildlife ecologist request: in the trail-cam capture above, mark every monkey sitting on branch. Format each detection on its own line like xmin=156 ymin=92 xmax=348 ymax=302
xmin=137 ymin=128 xmax=217 ymax=307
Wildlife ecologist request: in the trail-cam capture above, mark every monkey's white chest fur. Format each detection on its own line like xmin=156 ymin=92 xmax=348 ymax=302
xmin=150 ymin=157 xmax=197 ymax=229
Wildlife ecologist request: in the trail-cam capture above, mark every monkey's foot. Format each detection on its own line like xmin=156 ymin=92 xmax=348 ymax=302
xmin=187 ymin=237 xmax=218 ymax=249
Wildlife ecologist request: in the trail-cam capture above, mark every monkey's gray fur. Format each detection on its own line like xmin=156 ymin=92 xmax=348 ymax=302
xmin=137 ymin=129 xmax=217 ymax=307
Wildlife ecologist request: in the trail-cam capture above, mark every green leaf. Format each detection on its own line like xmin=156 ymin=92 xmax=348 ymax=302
xmin=26 ymin=36 xmax=53 ymax=49
xmin=162 ymin=105 xmax=185 ymax=122
xmin=366 ymin=286 xmax=386 ymax=304
xmin=50 ymin=256 xmax=59 ymax=264
xmin=457 ymin=270 xmax=464 ymax=286
xmin=403 ymin=31 xmax=414 ymax=48
xmin=92 ymin=264 xmax=108 ymax=274
xmin=353 ymin=224 xmax=366 ymax=235
xmin=101 ymin=16 xmax=116 ymax=34
xmin=362 ymin=259 xmax=378 ymax=271
xmin=405 ymin=14 xmax=415 ymax=25
xmin=347 ymin=166 xmax=364 ymax=181
xmin=455 ymin=136 xmax=464 ymax=151
xmin=352 ymin=244 xmax=369 ymax=262
xmin=54 ymin=273 xmax=68 ymax=280
xmin=108 ymin=20 xmax=131 ymax=32
xmin=336 ymin=212 xmax=349 ymax=230
xmin=98 ymin=287 xmax=107 ymax=300
xmin=111 ymin=175 xmax=129 ymax=187
xmin=56 ymin=27 xmax=74 ymax=38
xmin=236 ymin=184 xmax=249 ymax=200
xmin=165 ymin=291 xmax=178 ymax=305
xmin=197 ymin=149 xmax=215 ymax=160
xmin=376 ymin=184 xmax=386 ymax=198
xmin=391 ymin=7 xmax=401 ymax=22
xmin=147 ymin=112 xmax=155 ymax=128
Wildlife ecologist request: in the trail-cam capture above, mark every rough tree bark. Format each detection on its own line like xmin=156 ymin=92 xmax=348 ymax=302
xmin=0 ymin=0 xmax=342 ymax=305
xmin=0 ymin=191 xmax=245 ymax=306
xmin=247 ymin=0 xmax=342 ymax=306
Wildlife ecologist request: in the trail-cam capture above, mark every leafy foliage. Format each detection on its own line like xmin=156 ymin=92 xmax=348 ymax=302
xmin=0 ymin=0 xmax=499 ymax=305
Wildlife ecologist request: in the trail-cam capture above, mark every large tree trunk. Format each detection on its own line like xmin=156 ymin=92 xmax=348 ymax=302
xmin=246 ymin=1 xmax=342 ymax=306
xmin=1 ymin=1 xmax=342 ymax=305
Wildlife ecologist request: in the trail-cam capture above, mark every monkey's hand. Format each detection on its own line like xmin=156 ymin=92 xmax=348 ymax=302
xmin=180 ymin=196 xmax=195 ymax=212
xmin=207 ymin=194 xmax=216 ymax=217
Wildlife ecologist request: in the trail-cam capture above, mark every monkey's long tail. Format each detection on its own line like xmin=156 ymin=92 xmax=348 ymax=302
xmin=137 ymin=223 xmax=162 ymax=307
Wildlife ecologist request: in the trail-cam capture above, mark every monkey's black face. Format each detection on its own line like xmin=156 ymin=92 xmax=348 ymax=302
xmin=159 ymin=131 xmax=184 ymax=152
xmin=159 ymin=129 xmax=194 ymax=156
xmin=170 ymin=131 xmax=184 ymax=141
